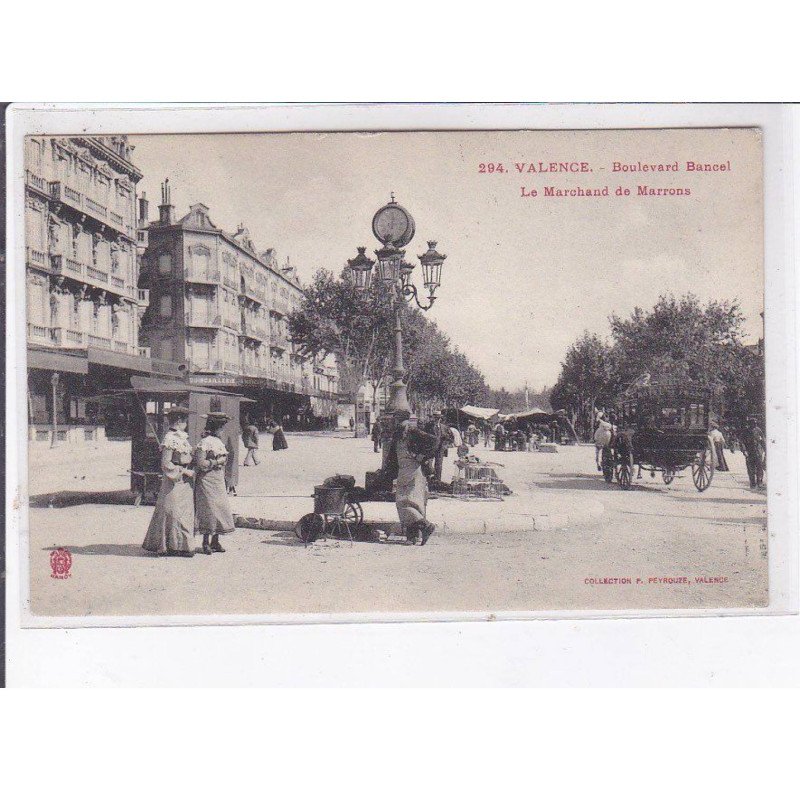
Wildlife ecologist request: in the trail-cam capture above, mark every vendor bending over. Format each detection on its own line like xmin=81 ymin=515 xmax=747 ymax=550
xmin=388 ymin=410 xmax=437 ymax=546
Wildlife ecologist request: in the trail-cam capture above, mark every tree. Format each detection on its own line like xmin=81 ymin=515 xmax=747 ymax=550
xmin=549 ymin=332 xmax=614 ymax=439
xmin=288 ymin=268 xmax=395 ymax=436
xmin=550 ymin=293 xmax=765 ymax=440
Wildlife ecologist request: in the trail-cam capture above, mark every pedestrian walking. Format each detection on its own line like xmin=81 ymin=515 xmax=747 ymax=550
xmin=242 ymin=417 xmax=260 ymax=466
xmin=708 ymin=421 xmax=729 ymax=472
xmin=142 ymin=406 xmax=196 ymax=557
xmin=267 ymin=418 xmax=288 ymax=451
xmin=194 ymin=412 xmax=236 ymax=555
xmin=483 ymin=421 xmax=491 ymax=448
xmin=387 ymin=411 xmax=437 ymax=545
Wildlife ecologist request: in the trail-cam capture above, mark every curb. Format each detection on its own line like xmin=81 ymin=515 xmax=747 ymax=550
xmin=234 ymin=500 xmax=604 ymax=535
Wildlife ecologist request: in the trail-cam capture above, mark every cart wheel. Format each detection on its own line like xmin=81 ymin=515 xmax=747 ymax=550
xmin=295 ymin=513 xmax=325 ymax=544
xmin=601 ymin=448 xmax=614 ymax=483
xmin=133 ymin=492 xmax=143 ymax=507
xmin=662 ymin=470 xmax=675 ymax=485
xmin=343 ymin=501 xmax=363 ymax=527
xmin=616 ymin=461 xmax=633 ymax=490
xmin=692 ymin=442 xmax=715 ymax=492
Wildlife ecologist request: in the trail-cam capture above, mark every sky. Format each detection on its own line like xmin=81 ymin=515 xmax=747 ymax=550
xmin=129 ymin=129 xmax=764 ymax=392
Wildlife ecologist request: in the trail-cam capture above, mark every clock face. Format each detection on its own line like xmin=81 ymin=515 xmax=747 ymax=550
xmin=372 ymin=203 xmax=415 ymax=246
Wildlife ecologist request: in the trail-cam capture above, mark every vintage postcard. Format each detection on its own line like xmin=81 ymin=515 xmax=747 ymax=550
xmin=7 ymin=104 xmax=796 ymax=627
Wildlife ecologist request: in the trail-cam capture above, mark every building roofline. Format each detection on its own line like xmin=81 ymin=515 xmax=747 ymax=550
xmin=146 ymin=220 xmax=302 ymax=290
xmin=76 ymin=136 xmax=144 ymax=183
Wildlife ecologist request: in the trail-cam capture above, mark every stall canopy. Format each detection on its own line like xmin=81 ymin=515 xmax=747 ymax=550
xmin=459 ymin=405 xmax=500 ymax=420
xmin=501 ymin=408 xmax=579 ymax=442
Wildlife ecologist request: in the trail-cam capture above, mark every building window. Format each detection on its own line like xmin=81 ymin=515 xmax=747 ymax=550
xmin=160 ymin=295 xmax=172 ymax=318
xmin=158 ymin=252 xmax=172 ymax=275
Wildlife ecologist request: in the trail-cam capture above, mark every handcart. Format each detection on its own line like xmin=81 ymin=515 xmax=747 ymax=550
xmin=295 ymin=483 xmax=364 ymax=544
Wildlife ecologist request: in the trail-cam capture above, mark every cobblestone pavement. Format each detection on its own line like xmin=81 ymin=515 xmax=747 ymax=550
xmin=23 ymin=433 xmax=767 ymax=619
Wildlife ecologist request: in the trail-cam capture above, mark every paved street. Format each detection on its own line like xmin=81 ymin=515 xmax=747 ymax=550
xmin=24 ymin=433 xmax=768 ymax=618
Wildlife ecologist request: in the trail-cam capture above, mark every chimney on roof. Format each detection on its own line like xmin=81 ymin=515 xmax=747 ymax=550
xmin=159 ymin=179 xmax=175 ymax=225
xmin=138 ymin=192 xmax=149 ymax=226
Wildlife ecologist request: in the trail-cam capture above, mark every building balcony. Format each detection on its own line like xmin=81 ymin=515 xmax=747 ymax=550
xmin=50 ymin=254 xmax=86 ymax=280
xmin=239 ymin=321 xmax=267 ymax=341
xmin=223 ymin=361 xmax=240 ymax=374
xmin=49 ymin=180 xmax=134 ymax=239
xmin=185 ymin=312 xmax=222 ymax=328
xmin=49 ymin=254 xmax=132 ymax=298
xmin=26 ymin=169 xmax=49 ymax=195
xmin=27 ymin=323 xmax=52 ymax=344
xmin=51 ymin=328 xmax=87 ymax=347
xmin=240 ymin=281 xmax=267 ymax=304
xmin=26 ymin=246 xmax=47 ymax=270
xmin=184 ymin=267 xmax=221 ymax=284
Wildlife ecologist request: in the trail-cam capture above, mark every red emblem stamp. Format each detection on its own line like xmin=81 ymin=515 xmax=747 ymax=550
xmin=50 ymin=548 xmax=72 ymax=579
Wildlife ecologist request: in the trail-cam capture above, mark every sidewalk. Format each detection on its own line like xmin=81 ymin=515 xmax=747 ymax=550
xmin=25 ymin=435 xmax=605 ymax=533
xmin=230 ymin=437 xmax=604 ymax=534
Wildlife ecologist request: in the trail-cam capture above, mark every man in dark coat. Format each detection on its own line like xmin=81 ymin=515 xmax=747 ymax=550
xmin=242 ymin=417 xmax=260 ymax=466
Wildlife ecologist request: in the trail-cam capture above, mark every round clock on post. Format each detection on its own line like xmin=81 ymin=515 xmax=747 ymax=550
xmin=372 ymin=194 xmax=415 ymax=247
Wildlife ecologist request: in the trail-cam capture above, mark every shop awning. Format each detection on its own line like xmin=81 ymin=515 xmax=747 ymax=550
xmin=27 ymin=346 xmax=89 ymax=375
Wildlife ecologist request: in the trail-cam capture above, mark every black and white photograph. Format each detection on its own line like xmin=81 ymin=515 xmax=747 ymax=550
xmin=9 ymin=111 xmax=786 ymax=624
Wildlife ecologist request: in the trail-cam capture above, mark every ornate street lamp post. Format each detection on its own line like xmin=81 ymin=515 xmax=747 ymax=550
xmin=347 ymin=195 xmax=447 ymax=467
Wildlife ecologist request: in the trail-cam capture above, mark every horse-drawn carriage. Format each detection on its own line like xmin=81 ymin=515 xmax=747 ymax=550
xmin=600 ymin=380 xmax=716 ymax=492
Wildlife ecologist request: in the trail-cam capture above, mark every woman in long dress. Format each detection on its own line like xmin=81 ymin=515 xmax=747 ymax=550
xmin=709 ymin=422 xmax=730 ymax=471
xmin=268 ymin=418 xmax=288 ymax=451
xmin=594 ymin=413 xmax=614 ymax=471
xmin=194 ymin=412 xmax=236 ymax=555
xmin=391 ymin=413 xmax=436 ymax=546
xmin=142 ymin=406 xmax=196 ymax=557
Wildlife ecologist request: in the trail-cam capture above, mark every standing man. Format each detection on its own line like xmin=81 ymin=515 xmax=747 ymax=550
xmin=741 ymin=418 xmax=766 ymax=488
xmin=371 ymin=418 xmax=382 ymax=453
xmin=493 ymin=420 xmax=506 ymax=451
xmin=242 ymin=416 xmax=260 ymax=467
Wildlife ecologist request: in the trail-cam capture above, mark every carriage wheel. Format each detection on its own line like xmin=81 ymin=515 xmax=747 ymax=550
xmin=343 ymin=501 xmax=363 ymax=527
xmin=662 ymin=470 xmax=675 ymax=485
xmin=601 ymin=448 xmax=614 ymax=483
xmin=692 ymin=443 xmax=715 ymax=492
xmin=616 ymin=461 xmax=633 ymax=490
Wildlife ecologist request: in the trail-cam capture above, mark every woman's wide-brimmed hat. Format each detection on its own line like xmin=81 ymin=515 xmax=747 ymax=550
xmin=166 ymin=405 xmax=191 ymax=418
xmin=202 ymin=412 xmax=231 ymax=423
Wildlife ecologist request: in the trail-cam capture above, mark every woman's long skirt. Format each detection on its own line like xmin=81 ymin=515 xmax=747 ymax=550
xmin=395 ymin=456 xmax=428 ymax=531
xmin=714 ymin=442 xmax=730 ymax=471
xmin=195 ymin=469 xmax=236 ymax=536
xmin=273 ymin=429 xmax=288 ymax=450
xmin=142 ymin=476 xmax=195 ymax=554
